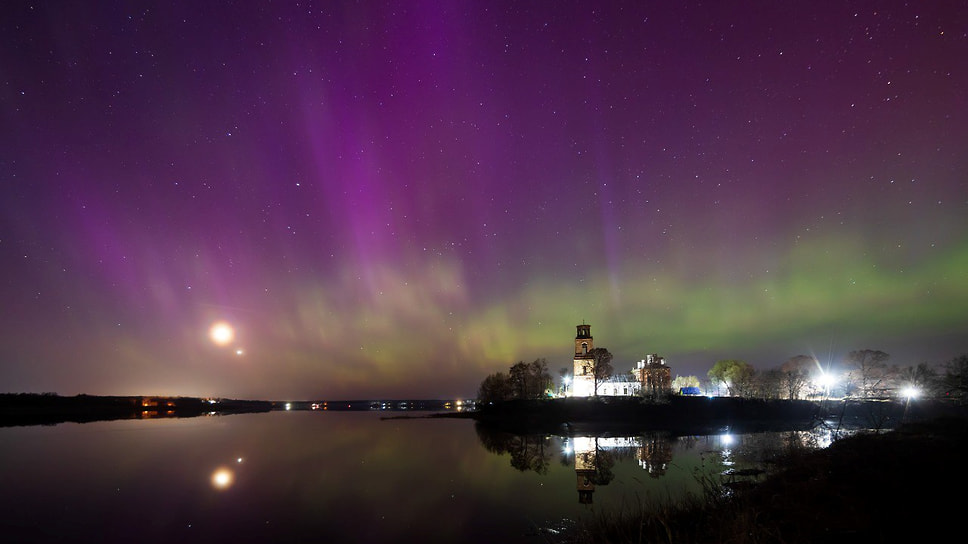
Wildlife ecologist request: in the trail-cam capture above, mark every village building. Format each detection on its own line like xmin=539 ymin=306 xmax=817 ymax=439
xmin=568 ymin=324 xmax=672 ymax=397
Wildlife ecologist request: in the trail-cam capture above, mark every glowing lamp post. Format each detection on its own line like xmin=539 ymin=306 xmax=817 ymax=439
xmin=814 ymin=372 xmax=837 ymax=398
xmin=813 ymin=372 xmax=838 ymax=419
xmin=901 ymin=385 xmax=920 ymax=422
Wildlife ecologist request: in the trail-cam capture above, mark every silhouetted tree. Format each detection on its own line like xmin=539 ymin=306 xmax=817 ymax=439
xmin=845 ymin=350 xmax=891 ymax=398
xmin=898 ymin=362 xmax=940 ymax=398
xmin=477 ymin=372 xmax=511 ymax=403
xmin=508 ymin=361 xmax=531 ymax=399
xmin=530 ymin=358 xmax=553 ymax=397
xmin=507 ymin=358 xmax=552 ymax=399
xmin=780 ymin=355 xmax=818 ymax=399
xmin=755 ymin=368 xmax=785 ymax=399
xmin=942 ymin=354 xmax=968 ymax=403
xmin=588 ymin=347 xmax=613 ymax=396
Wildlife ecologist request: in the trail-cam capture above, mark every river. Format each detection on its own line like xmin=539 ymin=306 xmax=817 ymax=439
xmin=0 ymin=410 xmax=838 ymax=543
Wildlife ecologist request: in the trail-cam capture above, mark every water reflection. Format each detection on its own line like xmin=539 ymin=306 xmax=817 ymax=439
xmin=571 ymin=437 xmax=615 ymax=504
xmin=475 ymin=423 xmax=839 ymax=506
xmin=0 ymin=411 xmax=846 ymax=543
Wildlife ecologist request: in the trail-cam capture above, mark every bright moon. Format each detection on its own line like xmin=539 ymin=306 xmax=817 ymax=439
xmin=209 ymin=322 xmax=234 ymax=346
xmin=211 ymin=467 xmax=234 ymax=489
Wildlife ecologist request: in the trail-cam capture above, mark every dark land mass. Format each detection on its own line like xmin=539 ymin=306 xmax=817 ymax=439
xmin=0 ymin=393 xmax=272 ymax=427
xmin=577 ymin=416 xmax=968 ymax=543
xmin=0 ymin=395 xmax=467 ymax=426
xmin=459 ymin=396 xmax=968 ymax=435
xmin=282 ymin=399 xmax=464 ymax=411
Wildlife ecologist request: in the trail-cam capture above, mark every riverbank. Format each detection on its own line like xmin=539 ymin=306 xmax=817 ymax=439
xmin=574 ymin=416 xmax=968 ymax=543
xmin=470 ymin=396 xmax=821 ymax=435
xmin=464 ymin=395 xmax=966 ymax=435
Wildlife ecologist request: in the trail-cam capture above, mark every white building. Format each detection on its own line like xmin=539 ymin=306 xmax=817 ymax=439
xmin=568 ymin=324 xmax=671 ymax=397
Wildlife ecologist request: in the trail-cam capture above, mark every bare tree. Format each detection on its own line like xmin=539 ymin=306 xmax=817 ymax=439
xmin=780 ymin=355 xmax=818 ymax=399
xmin=897 ymin=362 xmax=940 ymax=397
xmin=588 ymin=347 xmax=614 ymax=397
xmin=755 ymin=368 xmax=785 ymax=399
xmin=942 ymin=354 xmax=968 ymax=403
xmin=845 ymin=350 xmax=891 ymax=398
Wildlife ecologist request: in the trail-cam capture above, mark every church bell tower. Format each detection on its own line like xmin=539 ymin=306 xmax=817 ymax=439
xmin=572 ymin=323 xmax=595 ymax=397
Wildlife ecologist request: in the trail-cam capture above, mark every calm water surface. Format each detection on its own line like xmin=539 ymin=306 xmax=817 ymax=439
xmin=0 ymin=411 xmax=833 ymax=543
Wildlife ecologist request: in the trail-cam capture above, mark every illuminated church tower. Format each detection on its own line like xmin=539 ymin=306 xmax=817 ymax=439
xmin=572 ymin=323 xmax=595 ymax=397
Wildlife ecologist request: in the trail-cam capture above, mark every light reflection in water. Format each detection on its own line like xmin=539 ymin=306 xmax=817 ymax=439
xmin=0 ymin=412 xmax=839 ymax=543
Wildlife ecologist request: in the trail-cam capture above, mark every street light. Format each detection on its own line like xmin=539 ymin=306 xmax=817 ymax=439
xmin=901 ymin=386 xmax=920 ymax=399
xmin=814 ymin=371 xmax=837 ymax=394
xmin=813 ymin=371 xmax=839 ymax=420
xmin=901 ymin=385 xmax=920 ymax=423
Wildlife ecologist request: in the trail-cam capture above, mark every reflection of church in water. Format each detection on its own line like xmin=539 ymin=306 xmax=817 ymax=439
xmin=572 ymin=434 xmax=674 ymax=504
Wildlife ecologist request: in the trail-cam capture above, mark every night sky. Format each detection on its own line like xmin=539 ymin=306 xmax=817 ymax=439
xmin=2 ymin=1 xmax=966 ymax=400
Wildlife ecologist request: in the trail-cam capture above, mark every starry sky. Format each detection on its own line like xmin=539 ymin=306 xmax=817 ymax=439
xmin=2 ymin=1 xmax=966 ymax=400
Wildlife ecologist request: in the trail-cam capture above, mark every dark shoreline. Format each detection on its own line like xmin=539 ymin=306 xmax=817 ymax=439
xmin=6 ymin=393 xmax=965 ymax=434
xmin=0 ymin=393 xmax=272 ymax=427
xmin=459 ymin=395 xmax=968 ymax=435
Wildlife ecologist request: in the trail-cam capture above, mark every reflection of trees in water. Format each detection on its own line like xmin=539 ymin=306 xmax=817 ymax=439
xmin=477 ymin=424 xmax=673 ymax=483
xmin=509 ymin=435 xmax=551 ymax=474
xmin=588 ymin=445 xmax=615 ymax=486
xmin=737 ymin=428 xmax=837 ymax=464
xmin=474 ymin=424 xmax=553 ymax=474
xmin=477 ymin=425 xmax=845 ymax=507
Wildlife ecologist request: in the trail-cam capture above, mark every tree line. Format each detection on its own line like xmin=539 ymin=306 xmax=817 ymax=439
xmin=478 ymin=359 xmax=554 ymax=403
xmin=704 ymin=351 xmax=968 ymax=402
xmin=475 ymin=349 xmax=968 ymax=404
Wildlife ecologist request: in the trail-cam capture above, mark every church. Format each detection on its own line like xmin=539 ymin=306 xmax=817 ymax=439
xmin=568 ymin=323 xmax=672 ymax=397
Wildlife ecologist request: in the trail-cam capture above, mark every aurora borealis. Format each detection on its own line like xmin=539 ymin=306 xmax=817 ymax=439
xmin=1 ymin=1 xmax=966 ymax=400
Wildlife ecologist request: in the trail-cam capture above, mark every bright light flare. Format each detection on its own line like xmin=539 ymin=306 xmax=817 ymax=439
xmin=814 ymin=372 xmax=837 ymax=390
xmin=902 ymin=386 xmax=920 ymax=399
xmin=211 ymin=467 xmax=234 ymax=490
xmin=209 ymin=322 xmax=235 ymax=346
